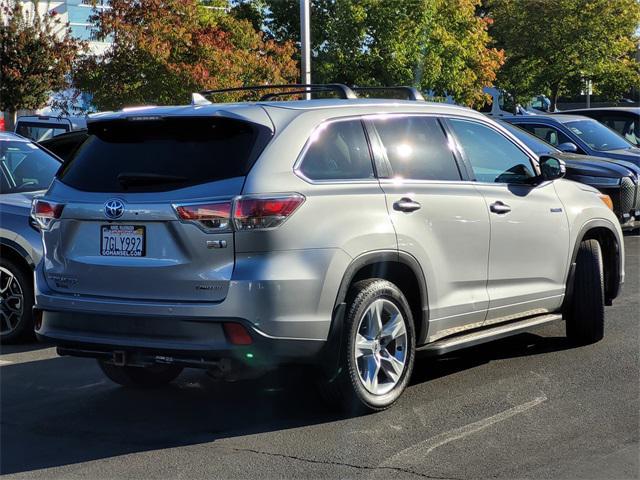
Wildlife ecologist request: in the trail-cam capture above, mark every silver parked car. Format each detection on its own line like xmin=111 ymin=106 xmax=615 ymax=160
xmin=1 ymin=132 xmax=61 ymax=342
xmin=33 ymin=85 xmax=624 ymax=411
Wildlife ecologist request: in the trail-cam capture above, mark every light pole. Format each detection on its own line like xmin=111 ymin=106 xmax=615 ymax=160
xmin=300 ymin=0 xmax=311 ymax=98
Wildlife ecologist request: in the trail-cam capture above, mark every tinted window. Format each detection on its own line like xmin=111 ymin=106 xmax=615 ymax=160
xmin=564 ymin=119 xmax=631 ymax=151
xmin=16 ymin=122 xmax=69 ymax=142
xmin=598 ymin=115 xmax=639 ymax=146
xmin=515 ymin=123 xmax=573 ymax=147
xmin=0 ymin=140 xmax=61 ymax=193
xmin=373 ymin=116 xmax=460 ymax=181
xmin=58 ymin=117 xmax=271 ymax=192
xmin=39 ymin=131 xmax=89 ymax=161
xmin=298 ymin=120 xmax=374 ymax=181
xmin=449 ymin=119 xmax=535 ymax=184
xmin=499 ymin=122 xmax=558 ymax=156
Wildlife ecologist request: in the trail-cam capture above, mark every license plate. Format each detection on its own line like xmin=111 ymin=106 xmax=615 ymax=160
xmin=100 ymin=225 xmax=145 ymax=257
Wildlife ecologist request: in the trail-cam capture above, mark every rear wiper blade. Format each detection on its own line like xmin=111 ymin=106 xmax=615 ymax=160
xmin=117 ymin=172 xmax=188 ymax=187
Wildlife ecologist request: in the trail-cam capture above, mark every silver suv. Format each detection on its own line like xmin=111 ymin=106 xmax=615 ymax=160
xmin=33 ymin=85 xmax=624 ymax=411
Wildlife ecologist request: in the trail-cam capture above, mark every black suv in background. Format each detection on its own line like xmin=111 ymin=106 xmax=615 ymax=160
xmin=559 ymin=107 xmax=639 ymax=148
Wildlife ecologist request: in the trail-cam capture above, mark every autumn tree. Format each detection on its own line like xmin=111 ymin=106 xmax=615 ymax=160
xmin=264 ymin=0 xmax=503 ymax=106
xmin=73 ymin=0 xmax=298 ymax=110
xmin=489 ymin=0 xmax=640 ymax=110
xmin=0 ymin=0 xmax=83 ymax=127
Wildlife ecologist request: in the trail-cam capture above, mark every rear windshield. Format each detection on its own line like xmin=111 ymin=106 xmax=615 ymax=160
xmin=57 ymin=116 xmax=272 ymax=192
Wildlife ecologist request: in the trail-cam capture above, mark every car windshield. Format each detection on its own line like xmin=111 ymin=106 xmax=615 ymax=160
xmin=499 ymin=122 xmax=559 ymax=155
xmin=0 ymin=140 xmax=61 ymax=194
xmin=564 ymin=119 xmax=632 ymax=152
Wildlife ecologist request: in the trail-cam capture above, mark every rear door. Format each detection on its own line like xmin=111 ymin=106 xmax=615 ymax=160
xmin=368 ymin=115 xmax=490 ymax=341
xmin=41 ymin=115 xmax=272 ymax=302
xmin=445 ymin=117 xmax=570 ymax=323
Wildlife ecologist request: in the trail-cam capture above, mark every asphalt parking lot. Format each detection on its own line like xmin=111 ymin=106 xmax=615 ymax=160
xmin=1 ymin=235 xmax=638 ymax=480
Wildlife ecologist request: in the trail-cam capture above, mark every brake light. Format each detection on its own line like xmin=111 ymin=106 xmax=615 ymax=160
xmin=31 ymin=199 xmax=65 ymax=230
xmin=173 ymin=194 xmax=304 ymax=232
xmin=174 ymin=201 xmax=232 ymax=232
xmin=233 ymin=194 xmax=305 ymax=230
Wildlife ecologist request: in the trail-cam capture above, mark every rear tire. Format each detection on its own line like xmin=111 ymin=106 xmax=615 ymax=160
xmin=98 ymin=360 xmax=183 ymax=387
xmin=0 ymin=258 xmax=34 ymax=344
xmin=319 ymin=279 xmax=416 ymax=413
xmin=566 ymin=239 xmax=605 ymax=345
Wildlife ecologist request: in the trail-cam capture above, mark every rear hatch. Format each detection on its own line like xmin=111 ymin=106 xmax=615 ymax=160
xmin=38 ymin=114 xmax=272 ymax=302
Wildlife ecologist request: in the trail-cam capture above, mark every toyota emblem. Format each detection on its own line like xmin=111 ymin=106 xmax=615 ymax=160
xmin=104 ymin=199 xmax=125 ymax=219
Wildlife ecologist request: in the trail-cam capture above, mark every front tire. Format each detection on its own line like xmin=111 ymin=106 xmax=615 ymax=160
xmin=0 ymin=258 xmax=34 ymax=343
xmin=566 ymin=239 xmax=605 ymax=345
xmin=98 ymin=360 xmax=183 ymax=387
xmin=320 ymin=279 xmax=416 ymax=413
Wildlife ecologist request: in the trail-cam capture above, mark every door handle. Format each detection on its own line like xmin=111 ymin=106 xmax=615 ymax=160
xmin=489 ymin=201 xmax=511 ymax=214
xmin=393 ymin=197 xmax=422 ymax=212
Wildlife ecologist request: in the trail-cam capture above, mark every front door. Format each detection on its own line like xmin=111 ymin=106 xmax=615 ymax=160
xmin=446 ymin=118 xmax=570 ymax=324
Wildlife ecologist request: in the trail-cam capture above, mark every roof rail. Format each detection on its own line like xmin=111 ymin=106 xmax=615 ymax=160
xmin=199 ymin=83 xmax=357 ymax=101
xmin=351 ymin=86 xmax=425 ymax=101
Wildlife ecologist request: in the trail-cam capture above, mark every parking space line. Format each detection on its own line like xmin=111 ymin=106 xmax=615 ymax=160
xmin=0 ymin=360 xmax=14 ymax=366
xmin=378 ymin=395 xmax=547 ymax=467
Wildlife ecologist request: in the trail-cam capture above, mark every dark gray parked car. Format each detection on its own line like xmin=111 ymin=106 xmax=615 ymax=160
xmin=0 ymin=132 xmax=61 ymax=342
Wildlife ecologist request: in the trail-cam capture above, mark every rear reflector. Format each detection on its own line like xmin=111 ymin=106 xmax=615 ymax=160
xmin=31 ymin=199 xmax=65 ymax=230
xmin=223 ymin=322 xmax=253 ymax=345
xmin=233 ymin=194 xmax=305 ymax=230
xmin=174 ymin=201 xmax=232 ymax=232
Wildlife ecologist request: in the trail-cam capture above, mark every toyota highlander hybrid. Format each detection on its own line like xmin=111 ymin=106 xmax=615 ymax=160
xmin=32 ymin=85 xmax=624 ymax=411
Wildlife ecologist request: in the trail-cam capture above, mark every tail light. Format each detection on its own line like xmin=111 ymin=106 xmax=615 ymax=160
xmin=233 ymin=194 xmax=305 ymax=230
xmin=31 ymin=199 xmax=65 ymax=230
xmin=173 ymin=194 xmax=304 ymax=232
xmin=173 ymin=201 xmax=232 ymax=232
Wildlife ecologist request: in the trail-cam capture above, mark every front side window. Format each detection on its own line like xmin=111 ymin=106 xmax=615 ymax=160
xmin=0 ymin=140 xmax=61 ymax=193
xmin=298 ymin=120 xmax=374 ymax=181
xmin=515 ymin=123 xmax=572 ymax=147
xmin=372 ymin=116 xmax=461 ymax=181
xmin=448 ymin=119 xmax=535 ymax=184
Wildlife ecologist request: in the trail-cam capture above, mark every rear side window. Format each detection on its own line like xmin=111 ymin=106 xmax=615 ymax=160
xmin=297 ymin=120 xmax=374 ymax=181
xmin=373 ymin=116 xmax=461 ymax=181
xmin=57 ymin=117 xmax=271 ymax=192
xmin=16 ymin=122 xmax=69 ymax=142
xmin=448 ymin=119 xmax=535 ymax=184
xmin=515 ymin=123 xmax=572 ymax=147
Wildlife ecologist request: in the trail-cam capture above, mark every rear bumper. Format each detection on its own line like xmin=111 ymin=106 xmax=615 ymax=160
xmin=36 ymin=309 xmax=325 ymax=367
xmin=35 ymin=248 xmax=351 ymax=341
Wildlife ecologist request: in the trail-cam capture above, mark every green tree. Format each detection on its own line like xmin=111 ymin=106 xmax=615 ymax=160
xmin=264 ymin=0 xmax=503 ymax=106
xmin=0 ymin=0 xmax=83 ymax=127
xmin=73 ymin=0 xmax=298 ymax=110
xmin=489 ymin=0 xmax=640 ymax=110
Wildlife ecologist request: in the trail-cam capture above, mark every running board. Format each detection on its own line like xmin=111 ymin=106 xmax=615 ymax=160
xmin=418 ymin=313 xmax=563 ymax=356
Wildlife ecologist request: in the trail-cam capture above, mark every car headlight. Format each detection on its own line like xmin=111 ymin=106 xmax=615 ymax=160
xmin=572 ymin=175 xmax=620 ymax=187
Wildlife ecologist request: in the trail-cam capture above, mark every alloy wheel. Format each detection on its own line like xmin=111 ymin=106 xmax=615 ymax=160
xmin=0 ymin=266 xmax=24 ymax=335
xmin=354 ymin=298 xmax=408 ymax=396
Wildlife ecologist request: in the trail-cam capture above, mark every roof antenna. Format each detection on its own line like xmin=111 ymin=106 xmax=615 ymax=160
xmin=191 ymin=93 xmax=212 ymax=106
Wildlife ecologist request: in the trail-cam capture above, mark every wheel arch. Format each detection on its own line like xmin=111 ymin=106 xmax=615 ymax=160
xmin=565 ymin=219 xmax=622 ymax=308
xmin=0 ymin=238 xmax=35 ymax=271
xmin=328 ymin=250 xmax=429 ymax=352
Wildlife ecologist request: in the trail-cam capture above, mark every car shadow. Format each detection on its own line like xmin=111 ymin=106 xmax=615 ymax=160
xmin=412 ymin=332 xmax=576 ymax=385
xmin=1 ymin=331 xmax=576 ymax=475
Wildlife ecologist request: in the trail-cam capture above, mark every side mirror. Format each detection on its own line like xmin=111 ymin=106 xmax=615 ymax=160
xmin=557 ymin=142 xmax=578 ymax=153
xmin=539 ymin=155 xmax=566 ymax=181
